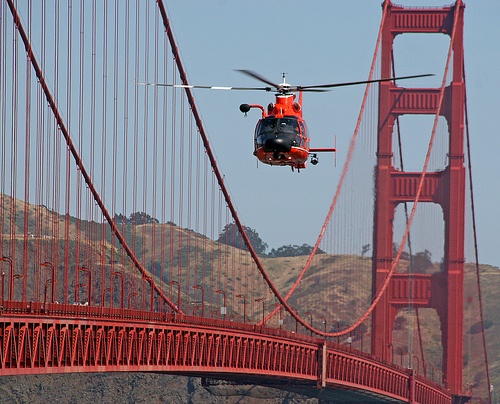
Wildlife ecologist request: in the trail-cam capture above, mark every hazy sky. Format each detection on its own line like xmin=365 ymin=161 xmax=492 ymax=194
xmin=163 ymin=1 xmax=500 ymax=268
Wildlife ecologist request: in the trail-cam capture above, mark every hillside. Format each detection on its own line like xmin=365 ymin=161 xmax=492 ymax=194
xmin=0 ymin=195 xmax=497 ymax=402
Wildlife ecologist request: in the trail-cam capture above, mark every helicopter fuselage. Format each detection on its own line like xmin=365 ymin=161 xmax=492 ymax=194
xmin=142 ymin=69 xmax=430 ymax=171
xmin=249 ymin=93 xmax=311 ymax=169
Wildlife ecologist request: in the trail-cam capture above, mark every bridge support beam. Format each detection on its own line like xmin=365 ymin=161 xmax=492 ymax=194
xmin=371 ymin=0 xmax=465 ymax=395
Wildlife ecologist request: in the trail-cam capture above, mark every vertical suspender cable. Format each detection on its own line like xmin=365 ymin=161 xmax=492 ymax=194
xmin=9 ymin=0 xmax=18 ymax=298
xmin=390 ymin=50 xmax=420 ymax=371
xmin=110 ymin=0 xmax=119 ymax=280
xmin=5 ymin=0 xmax=178 ymax=311
xmin=150 ymin=9 xmax=160 ymax=303
xmin=155 ymin=0 xmax=323 ymax=333
xmin=120 ymin=0 xmax=131 ymax=284
xmin=61 ymin=0 xmax=73 ymax=305
xmin=22 ymin=4 xmax=32 ymax=302
xmin=463 ymin=68 xmax=493 ymax=404
xmin=261 ymin=0 xmax=390 ymax=329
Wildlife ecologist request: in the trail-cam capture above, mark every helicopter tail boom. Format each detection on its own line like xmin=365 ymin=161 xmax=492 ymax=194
xmin=309 ymin=148 xmax=337 ymax=153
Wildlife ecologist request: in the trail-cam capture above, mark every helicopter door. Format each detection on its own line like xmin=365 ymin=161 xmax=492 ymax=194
xmin=298 ymin=121 xmax=309 ymax=148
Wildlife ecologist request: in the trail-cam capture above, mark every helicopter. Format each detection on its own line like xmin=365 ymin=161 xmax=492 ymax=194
xmin=139 ymin=70 xmax=433 ymax=171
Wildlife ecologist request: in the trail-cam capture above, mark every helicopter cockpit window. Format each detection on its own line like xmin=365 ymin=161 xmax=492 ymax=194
xmin=299 ymin=121 xmax=307 ymax=147
xmin=259 ymin=118 xmax=277 ymax=134
xmin=255 ymin=117 xmax=301 ymax=148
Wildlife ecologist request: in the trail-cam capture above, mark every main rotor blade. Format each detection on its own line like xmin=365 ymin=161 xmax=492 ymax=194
xmin=296 ymin=88 xmax=329 ymax=93
xmin=235 ymin=69 xmax=281 ymax=89
xmin=136 ymin=82 xmax=271 ymax=91
xmin=298 ymin=74 xmax=434 ymax=90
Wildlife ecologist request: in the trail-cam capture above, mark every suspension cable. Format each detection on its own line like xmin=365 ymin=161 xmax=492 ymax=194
xmin=6 ymin=0 xmax=178 ymax=312
xmin=463 ymin=65 xmax=493 ymax=404
xmin=391 ymin=49 xmax=423 ymax=372
xmin=262 ymin=0 xmax=390 ymax=331
xmin=308 ymin=0 xmax=463 ymax=339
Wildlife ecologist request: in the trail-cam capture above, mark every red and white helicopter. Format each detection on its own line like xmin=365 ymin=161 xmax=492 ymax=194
xmin=140 ymin=70 xmax=432 ymax=171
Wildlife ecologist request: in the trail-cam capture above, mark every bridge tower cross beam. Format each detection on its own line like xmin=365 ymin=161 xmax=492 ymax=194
xmin=371 ymin=0 xmax=465 ymax=395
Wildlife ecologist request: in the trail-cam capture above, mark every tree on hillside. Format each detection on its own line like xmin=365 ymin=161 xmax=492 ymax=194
xmin=411 ymin=249 xmax=433 ymax=273
xmin=392 ymin=244 xmax=434 ymax=273
xmin=129 ymin=211 xmax=159 ymax=225
xmin=217 ymin=222 xmax=268 ymax=255
xmin=267 ymin=244 xmax=324 ymax=258
xmin=113 ymin=211 xmax=159 ymax=225
xmin=361 ymin=244 xmax=370 ymax=256
xmin=113 ymin=213 xmax=128 ymax=225
xmin=392 ymin=243 xmax=410 ymax=261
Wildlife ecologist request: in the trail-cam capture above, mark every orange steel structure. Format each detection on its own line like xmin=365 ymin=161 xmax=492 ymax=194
xmin=0 ymin=303 xmax=452 ymax=404
xmin=371 ymin=0 xmax=467 ymax=396
xmin=0 ymin=0 xmax=480 ymax=403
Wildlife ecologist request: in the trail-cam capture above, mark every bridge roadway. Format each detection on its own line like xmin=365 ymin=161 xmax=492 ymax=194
xmin=0 ymin=301 xmax=453 ymax=403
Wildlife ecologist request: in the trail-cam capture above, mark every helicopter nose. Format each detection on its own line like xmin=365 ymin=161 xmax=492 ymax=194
xmin=263 ymin=136 xmax=293 ymax=153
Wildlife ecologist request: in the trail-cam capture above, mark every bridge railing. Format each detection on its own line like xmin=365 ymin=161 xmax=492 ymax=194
xmin=325 ymin=349 xmax=452 ymax=404
xmin=0 ymin=299 xmax=429 ymax=364
xmin=0 ymin=299 xmax=455 ymax=404
xmin=0 ymin=310 xmax=453 ymax=404
xmin=0 ymin=299 xmax=326 ymax=345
